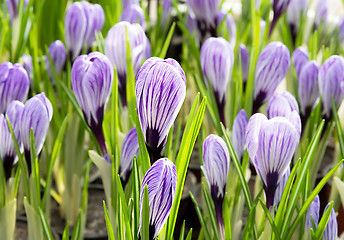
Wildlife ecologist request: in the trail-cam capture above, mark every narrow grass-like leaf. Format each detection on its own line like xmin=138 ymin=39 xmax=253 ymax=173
xmin=159 ymin=22 xmax=176 ymax=58
xmin=142 ymin=185 xmax=150 ymax=240
xmin=185 ymin=229 xmax=193 ymax=240
xmin=125 ymin=27 xmax=136 ymax=126
xmin=132 ymin=157 xmax=140 ymax=234
xmin=103 ymin=201 xmax=115 ymax=240
xmin=331 ymin=97 xmax=344 ymax=159
xmin=190 ymin=191 xmax=211 ymax=240
xmin=71 ymin=212 xmax=82 ymax=240
xmin=38 ymin=207 xmax=54 ymax=240
xmin=62 ymin=223 xmax=69 ymax=240
xmin=201 ymin=183 xmax=220 ymax=240
xmin=0 ymin=158 xmax=6 ymax=207
xmin=117 ymin=174 xmax=133 ymax=240
xmin=315 ymin=202 xmax=333 ymax=240
xmin=258 ymin=199 xmax=281 ymax=240
xmin=179 ymin=220 xmax=186 ymax=240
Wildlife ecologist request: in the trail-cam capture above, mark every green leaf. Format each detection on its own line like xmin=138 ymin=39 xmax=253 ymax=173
xmin=159 ymin=22 xmax=176 ymax=58
xmin=190 ymin=191 xmax=211 ymax=240
xmin=331 ymin=97 xmax=344 ymax=159
xmin=103 ymin=201 xmax=115 ymax=240
xmin=142 ymin=185 xmax=150 ymax=240
xmin=62 ymin=223 xmax=69 ymax=240
xmin=258 ymin=199 xmax=281 ymax=240
xmin=179 ymin=220 xmax=186 ymax=240
xmin=71 ymin=212 xmax=82 ymax=240
xmin=38 ymin=207 xmax=54 ymax=240
xmin=185 ymin=229 xmax=193 ymax=240
xmin=132 ymin=157 xmax=141 ymax=234
xmin=201 ymin=183 xmax=220 ymax=240
xmin=315 ymin=202 xmax=333 ymax=240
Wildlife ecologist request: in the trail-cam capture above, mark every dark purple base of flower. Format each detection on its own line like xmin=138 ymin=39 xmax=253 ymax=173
xmin=252 ymin=91 xmax=266 ymax=115
xmin=146 ymin=128 xmax=164 ymax=164
xmin=138 ymin=225 xmax=156 ymax=240
xmin=2 ymin=155 xmax=15 ymax=180
xmin=215 ymin=93 xmax=226 ymax=128
xmin=263 ymin=172 xmax=279 ymax=209
xmin=24 ymin=149 xmax=32 ymax=175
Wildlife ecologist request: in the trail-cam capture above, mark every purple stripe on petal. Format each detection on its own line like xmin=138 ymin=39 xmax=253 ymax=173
xmin=267 ymin=91 xmax=299 ymax=119
xmin=292 ymin=46 xmax=309 ymax=79
xmin=273 ymin=167 xmax=290 ymax=206
xmin=121 ymin=5 xmax=146 ymax=28
xmin=305 ymin=195 xmax=320 ymax=229
xmin=232 ymin=109 xmax=248 ymax=160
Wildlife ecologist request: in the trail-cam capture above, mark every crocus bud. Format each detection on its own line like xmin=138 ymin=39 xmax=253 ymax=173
xmin=123 ymin=0 xmax=140 ymax=9
xmin=202 ymin=134 xmax=230 ymax=240
xmin=186 ymin=0 xmax=220 ymax=28
xmin=45 ymin=40 xmax=67 ymax=77
xmin=71 ymin=52 xmax=113 ymax=160
xmin=338 ymin=17 xmax=344 ymax=45
xmin=245 ymin=112 xmax=300 ymax=208
xmin=270 ymin=0 xmax=291 ymax=35
xmin=298 ymin=60 xmax=319 ymax=122
xmin=136 ymin=57 xmax=186 ymax=163
xmin=121 ymin=5 xmax=146 ymax=28
xmin=119 ymin=127 xmax=140 ymax=188
xmin=318 ymin=55 xmax=344 ymax=119
xmin=65 ymin=1 xmax=104 ymax=60
xmin=200 ymin=37 xmax=234 ymax=126
xmin=253 ymin=42 xmax=290 ymax=113
xmin=240 ymin=44 xmax=249 ymax=89
xmin=0 ymin=62 xmax=30 ymax=113
xmin=22 ymin=54 xmax=33 ymax=81
xmin=216 ymin=11 xmax=236 ymax=49
xmin=314 ymin=0 xmax=328 ymax=29
xmin=139 ymin=158 xmax=177 ymax=239
xmin=305 ymin=195 xmax=320 ymax=229
xmin=232 ymin=109 xmax=248 ymax=160
xmin=323 ymin=203 xmax=338 ymax=240
xmin=20 ymin=93 xmax=52 ymax=172
xmin=0 ymin=101 xmax=24 ymax=179
xmin=273 ymin=167 xmax=290 ymax=206
xmin=5 ymin=0 xmax=28 ymax=21
xmin=267 ymin=91 xmax=299 ymax=119
xmin=292 ymin=47 xmax=309 ymax=79
xmin=105 ymin=21 xmax=148 ymax=106
xmin=286 ymin=0 xmax=308 ymax=42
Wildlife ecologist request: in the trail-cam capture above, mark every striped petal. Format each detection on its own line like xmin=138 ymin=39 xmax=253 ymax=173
xmin=323 ymin=203 xmax=338 ymax=240
xmin=121 ymin=5 xmax=146 ymax=28
xmin=186 ymin=0 xmax=220 ymax=27
xmin=305 ymin=195 xmax=320 ymax=229
xmin=273 ymin=167 xmax=290 ymax=206
xmin=232 ymin=109 xmax=248 ymax=160
xmin=292 ymin=46 xmax=309 ymax=79
xmin=267 ymin=91 xmax=299 ymax=119
xmin=45 ymin=40 xmax=67 ymax=76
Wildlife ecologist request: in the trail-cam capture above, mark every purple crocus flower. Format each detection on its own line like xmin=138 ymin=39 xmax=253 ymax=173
xmin=318 ymin=55 xmax=344 ymax=120
xmin=216 ymin=11 xmax=237 ymax=49
xmin=245 ymin=111 xmax=301 ymax=208
xmin=162 ymin=0 xmax=173 ymax=27
xmin=253 ymin=42 xmax=290 ymax=113
xmin=273 ymin=167 xmax=290 ymax=206
xmin=105 ymin=21 xmax=148 ymax=106
xmin=20 ymin=93 xmax=52 ymax=172
xmin=186 ymin=0 xmax=220 ymax=29
xmin=139 ymin=158 xmax=177 ymax=239
xmin=240 ymin=44 xmax=249 ymax=90
xmin=5 ymin=0 xmax=28 ymax=21
xmin=292 ymin=46 xmax=309 ymax=79
xmin=323 ymin=203 xmax=338 ymax=240
xmin=0 ymin=100 xmax=24 ymax=179
xmin=338 ymin=17 xmax=344 ymax=45
xmin=65 ymin=1 xmax=104 ymax=60
xmin=298 ymin=60 xmax=319 ymax=124
xmin=0 ymin=62 xmax=30 ymax=113
xmin=119 ymin=127 xmax=140 ymax=188
xmin=123 ymin=0 xmax=140 ymax=9
xmin=136 ymin=57 xmax=186 ymax=163
xmin=305 ymin=195 xmax=320 ymax=229
xmin=200 ymin=37 xmax=234 ymax=126
xmin=270 ymin=0 xmax=291 ymax=35
xmin=232 ymin=109 xmax=248 ymax=160
xmin=71 ymin=52 xmax=113 ymax=161
xmin=22 ymin=54 xmax=33 ymax=81
xmin=314 ymin=0 xmax=328 ymax=29
xmin=121 ymin=5 xmax=146 ymax=28
xmin=202 ymin=134 xmax=230 ymax=240
xmin=267 ymin=91 xmax=299 ymax=119
xmin=286 ymin=0 xmax=308 ymax=42
xmin=45 ymin=40 xmax=67 ymax=78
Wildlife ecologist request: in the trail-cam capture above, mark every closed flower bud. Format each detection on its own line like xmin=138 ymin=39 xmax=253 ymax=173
xmin=287 ymin=0 xmax=308 ymax=41
xmin=270 ymin=0 xmax=291 ymax=35
xmin=292 ymin=46 xmax=309 ymax=79
xmin=267 ymin=91 xmax=299 ymax=119
xmin=240 ymin=44 xmax=249 ymax=89
xmin=298 ymin=60 xmax=319 ymax=121
xmin=119 ymin=127 xmax=140 ymax=187
xmin=22 ymin=54 xmax=33 ymax=81
xmin=20 ymin=93 xmax=52 ymax=172
xmin=123 ymin=0 xmax=140 ymax=9
xmin=273 ymin=167 xmax=290 ymax=206
xmin=216 ymin=11 xmax=236 ymax=49
xmin=305 ymin=195 xmax=320 ymax=229
xmin=139 ymin=158 xmax=177 ymax=240
xmin=186 ymin=0 xmax=220 ymax=28
xmin=200 ymin=37 xmax=234 ymax=125
xmin=232 ymin=109 xmax=248 ymax=160
xmin=0 ymin=101 xmax=24 ymax=179
xmin=323 ymin=203 xmax=338 ymax=240
xmin=105 ymin=21 xmax=148 ymax=105
xmin=136 ymin=57 xmax=186 ymax=163
xmin=71 ymin=52 xmax=113 ymax=159
xmin=5 ymin=0 xmax=28 ymax=21
xmin=318 ymin=55 xmax=344 ymax=119
xmin=202 ymin=134 xmax=230 ymax=239
xmin=0 ymin=62 xmax=30 ymax=113
xmin=45 ymin=40 xmax=67 ymax=77
xmin=253 ymin=42 xmax=290 ymax=113
xmin=121 ymin=5 xmax=146 ymax=28
xmin=245 ymin=112 xmax=300 ymax=208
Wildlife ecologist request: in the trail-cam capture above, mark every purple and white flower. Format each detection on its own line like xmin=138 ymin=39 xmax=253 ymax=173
xmin=292 ymin=46 xmax=309 ymax=79
xmin=186 ymin=0 xmax=220 ymax=28
xmin=136 ymin=57 xmax=186 ymax=163
xmin=305 ymin=195 xmax=320 ymax=229
xmin=105 ymin=21 xmax=149 ymax=106
xmin=314 ymin=0 xmax=328 ymax=29
xmin=71 ymin=52 xmax=113 ymax=160
xmin=45 ymin=40 xmax=67 ymax=77
xmin=323 ymin=203 xmax=338 ymax=240
xmin=65 ymin=1 xmax=104 ymax=60
xmin=240 ymin=44 xmax=249 ymax=89
xmin=318 ymin=55 xmax=344 ymax=119
xmin=232 ymin=109 xmax=248 ymax=160
xmin=121 ymin=5 xmax=146 ymax=28
xmin=22 ymin=54 xmax=33 ymax=81
xmin=267 ymin=91 xmax=299 ymax=119
xmin=123 ymin=0 xmax=140 ymax=9
xmin=119 ymin=127 xmax=140 ymax=187
xmin=286 ymin=0 xmax=308 ymax=41
xmin=216 ymin=11 xmax=237 ymax=49
xmin=139 ymin=158 xmax=177 ymax=239
xmin=253 ymin=42 xmax=290 ymax=113
xmin=0 ymin=62 xmax=30 ymax=113
xmin=245 ymin=111 xmax=300 ymax=208
xmin=270 ymin=0 xmax=291 ymax=35
xmin=200 ymin=37 xmax=234 ymax=125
